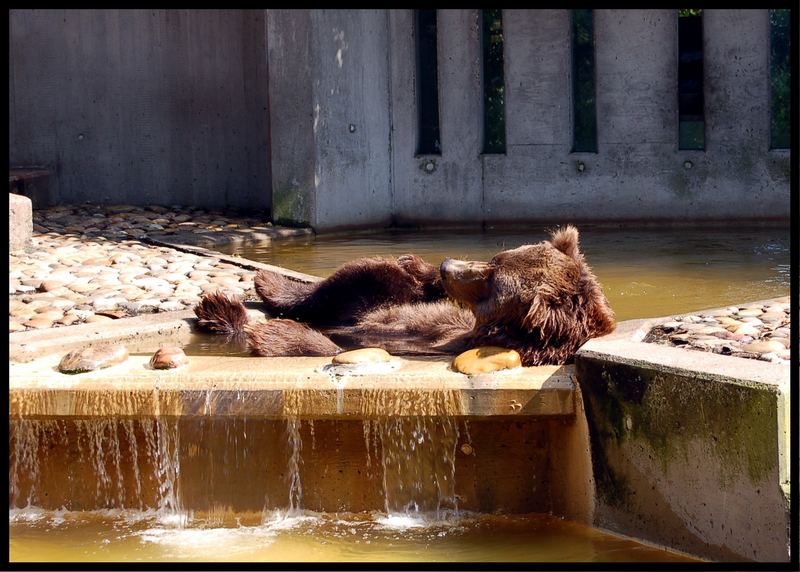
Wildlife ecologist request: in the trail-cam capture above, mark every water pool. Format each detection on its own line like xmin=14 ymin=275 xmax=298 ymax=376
xmin=216 ymin=224 xmax=790 ymax=321
xmin=9 ymin=509 xmax=698 ymax=563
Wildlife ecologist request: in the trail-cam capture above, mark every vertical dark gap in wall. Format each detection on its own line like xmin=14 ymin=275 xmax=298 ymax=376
xmin=678 ymin=9 xmax=705 ymax=150
xmin=416 ymin=9 xmax=441 ymax=155
xmin=769 ymin=9 xmax=790 ymax=149
xmin=482 ymin=9 xmax=506 ymax=154
xmin=571 ymin=9 xmax=598 ymax=153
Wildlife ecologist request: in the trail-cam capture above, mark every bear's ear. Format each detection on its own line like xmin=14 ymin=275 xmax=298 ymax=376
xmin=550 ymin=225 xmax=580 ymax=260
xmin=522 ymin=287 xmax=571 ymax=341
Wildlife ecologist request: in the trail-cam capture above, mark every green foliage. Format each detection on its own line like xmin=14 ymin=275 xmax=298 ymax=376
xmin=678 ymin=9 xmax=702 ymax=17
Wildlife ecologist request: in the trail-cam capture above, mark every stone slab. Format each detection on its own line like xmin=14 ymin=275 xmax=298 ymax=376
xmin=9 ymin=354 xmax=576 ymax=419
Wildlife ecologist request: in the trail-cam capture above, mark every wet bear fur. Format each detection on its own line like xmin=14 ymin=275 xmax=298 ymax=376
xmin=252 ymin=253 xmax=444 ymax=326
xmin=194 ymin=226 xmax=616 ymax=366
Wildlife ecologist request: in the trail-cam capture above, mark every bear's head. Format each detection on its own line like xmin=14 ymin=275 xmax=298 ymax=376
xmin=439 ymin=225 xmax=615 ymax=364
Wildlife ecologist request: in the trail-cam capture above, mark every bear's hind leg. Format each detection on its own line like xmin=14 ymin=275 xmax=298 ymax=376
xmin=254 ymin=270 xmax=316 ymax=317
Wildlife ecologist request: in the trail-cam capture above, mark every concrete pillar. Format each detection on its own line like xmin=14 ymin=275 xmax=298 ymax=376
xmin=389 ymin=9 xmax=483 ymax=225
xmin=483 ymin=9 xmax=572 ymax=222
xmin=703 ymin=10 xmax=787 ymax=216
xmin=504 ymin=9 xmax=571 ymax=147
xmin=267 ymin=10 xmax=316 ymax=226
xmin=9 ymin=193 xmax=33 ymax=252
xmin=595 ymin=10 xmax=677 ymax=146
xmin=268 ymin=9 xmax=393 ymax=231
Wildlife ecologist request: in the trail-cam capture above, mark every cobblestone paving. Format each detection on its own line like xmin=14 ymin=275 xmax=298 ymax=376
xmin=643 ymin=297 xmax=791 ymax=364
xmin=9 ymin=205 xmax=287 ymax=332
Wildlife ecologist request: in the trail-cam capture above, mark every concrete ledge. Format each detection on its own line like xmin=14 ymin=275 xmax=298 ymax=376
xmin=143 ymin=227 xmax=315 ymax=252
xmin=574 ymin=304 xmax=790 ymax=562
xmin=141 ymin=237 xmax=322 ymax=283
xmin=9 ymin=355 xmax=576 ymax=419
xmin=9 ymin=168 xmax=50 ymax=207
xmin=9 ymin=310 xmax=199 ymax=363
xmin=9 ymin=192 xmax=32 ymax=251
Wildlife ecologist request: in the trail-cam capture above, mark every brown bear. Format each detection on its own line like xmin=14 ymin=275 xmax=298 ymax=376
xmin=194 ymin=225 xmax=616 ymax=366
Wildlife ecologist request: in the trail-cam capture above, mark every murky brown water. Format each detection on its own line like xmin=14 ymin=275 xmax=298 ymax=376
xmin=9 ymin=509 xmax=698 ymax=563
xmin=216 ymin=225 xmax=790 ymax=322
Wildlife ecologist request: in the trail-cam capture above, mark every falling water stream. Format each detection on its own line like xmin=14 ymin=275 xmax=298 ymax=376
xmin=9 ymin=412 xmax=698 ymax=562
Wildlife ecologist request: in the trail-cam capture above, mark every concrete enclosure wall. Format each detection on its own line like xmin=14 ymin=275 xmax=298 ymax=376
xmin=268 ymin=9 xmax=393 ymax=228
xmin=269 ymin=9 xmax=790 ymax=230
xmin=9 ymin=9 xmax=271 ymax=210
xmin=8 ymin=10 xmax=790 ymax=225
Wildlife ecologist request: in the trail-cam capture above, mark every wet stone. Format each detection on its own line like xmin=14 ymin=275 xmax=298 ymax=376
xmin=451 ymin=347 xmax=522 ymax=375
xmin=58 ymin=344 xmax=130 ymax=374
xmin=149 ymin=346 xmax=188 ymax=369
xmin=332 ymin=348 xmax=393 ymax=365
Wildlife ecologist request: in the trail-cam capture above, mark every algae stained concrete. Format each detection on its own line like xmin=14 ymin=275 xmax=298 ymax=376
xmin=575 ymin=319 xmax=790 ymax=562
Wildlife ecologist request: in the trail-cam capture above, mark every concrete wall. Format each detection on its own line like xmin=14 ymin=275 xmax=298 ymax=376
xmin=9 ymin=9 xmax=789 ymax=225
xmin=268 ymin=9 xmax=392 ymax=230
xmin=9 ymin=9 xmax=271 ymax=210
xmin=484 ymin=9 xmax=790 ymax=223
xmin=390 ymin=9 xmax=484 ymax=226
xmin=267 ymin=8 xmax=790 ymax=230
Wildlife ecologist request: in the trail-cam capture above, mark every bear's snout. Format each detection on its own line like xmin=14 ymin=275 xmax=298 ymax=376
xmin=440 ymin=258 xmax=493 ymax=307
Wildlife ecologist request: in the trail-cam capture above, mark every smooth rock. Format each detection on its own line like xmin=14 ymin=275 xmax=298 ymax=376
xmin=742 ymin=341 xmax=786 ymax=354
xmin=63 ymin=310 xmax=89 ymax=322
xmin=36 ymin=310 xmax=66 ymax=322
xmin=734 ymin=325 xmax=761 ymax=337
xmin=773 ymin=327 xmax=790 ymax=338
xmin=159 ymin=300 xmax=185 ymax=312
xmin=760 ymin=312 xmax=785 ymax=324
xmin=58 ymin=344 xmax=129 ymax=374
xmin=737 ymin=309 xmax=763 ymax=318
xmin=451 ymin=347 xmax=522 ymax=375
xmin=25 ymin=317 xmax=54 ymax=329
xmin=766 ymin=337 xmax=790 ymax=349
xmin=332 ymin=348 xmax=393 ymax=365
xmin=84 ymin=314 xmax=113 ymax=323
xmin=149 ymin=346 xmax=188 ymax=369
xmin=717 ymin=317 xmax=742 ymax=329
xmin=58 ymin=314 xmax=80 ymax=326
